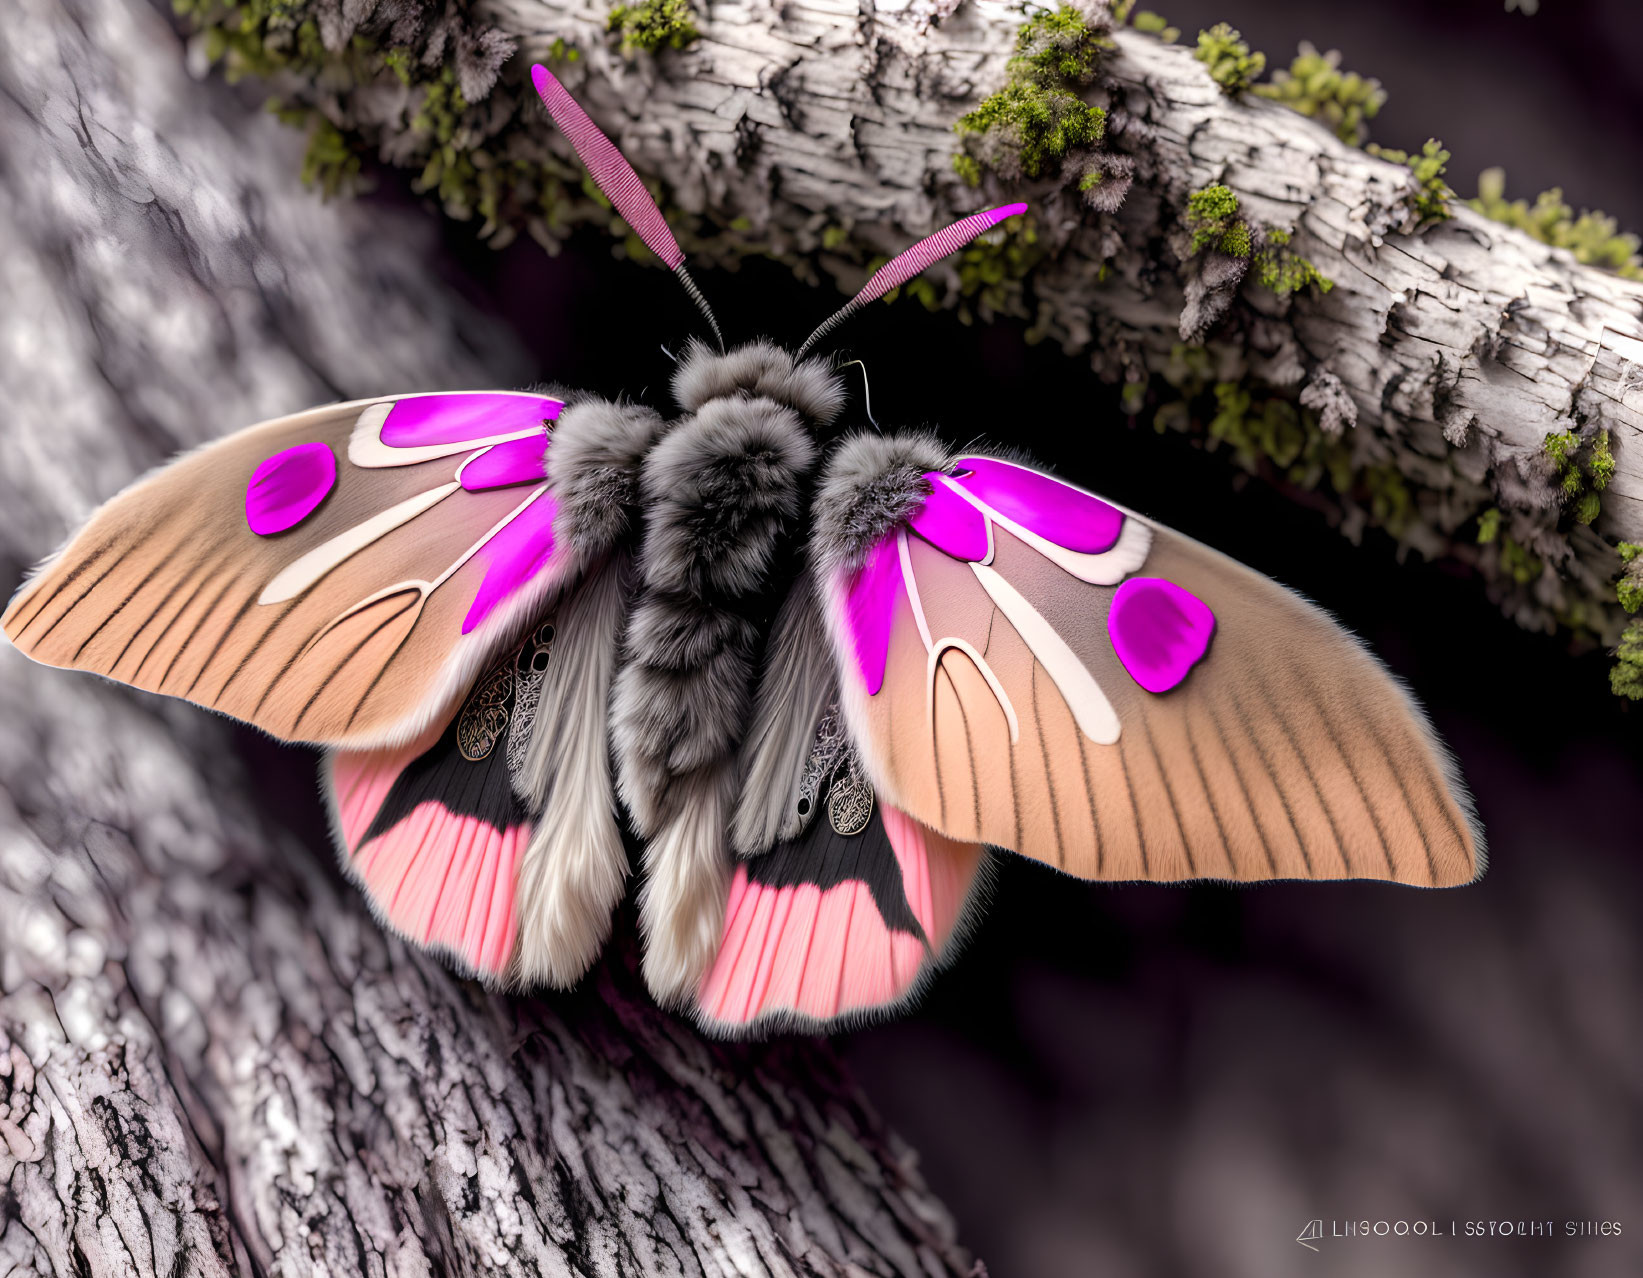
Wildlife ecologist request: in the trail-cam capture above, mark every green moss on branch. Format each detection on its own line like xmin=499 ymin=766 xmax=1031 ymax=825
xmin=1252 ymin=230 xmax=1333 ymax=296
xmin=1469 ymin=169 xmax=1643 ymax=279
xmin=1193 ymin=23 xmax=1264 ymax=96
xmin=1128 ymin=9 xmax=1180 ymax=42
xmin=1474 ymin=505 xmax=1544 ymax=591
xmin=607 ymin=0 xmax=700 ymax=54
xmin=1367 ymin=139 xmax=1453 ymax=223
xmin=1185 ymin=184 xmax=1247 ymax=254
xmin=1615 ymin=543 xmax=1643 ymax=615
xmin=1010 ymin=5 xmax=1112 ymax=80
xmin=953 ymin=5 xmax=1110 ymax=184
xmin=1185 ymin=184 xmax=1331 ymax=296
xmin=1545 ymin=429 xmax=1614 ymax=527
xmin=1611 ymin=620 xmax=1643 ymax=700
xmin=292 ymin=115 xmax=360 ymax=198
xmin=1252 ymin=42 xmax=1385 ymax=146
xmin=955 ymin=83 xmax=1106 ymax=180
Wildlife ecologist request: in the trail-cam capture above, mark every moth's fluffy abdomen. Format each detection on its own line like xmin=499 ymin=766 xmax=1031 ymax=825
xmin=623 ymin=591 xmax=761 ymax=672
xmin=615 ymin=590 xmax=761 ymax=825
xmin=614 ymin=653 xmax=754 ymax=818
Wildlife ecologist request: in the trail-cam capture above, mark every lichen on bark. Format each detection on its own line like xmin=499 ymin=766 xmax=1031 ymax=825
xmin=1193 ymin=22 xmax=1263 ymax=96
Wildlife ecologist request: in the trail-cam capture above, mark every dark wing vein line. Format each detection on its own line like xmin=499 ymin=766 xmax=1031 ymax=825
xmin=1141 ymin=712 xmax=1197 ymax=878
xmin=1181 ymin=706 xmax=1236 ymax=878
xmin=7 ymin=537 xmax=116 ymax=638
xmin=1029 ymin=662 xmax=1067 ymax=870
xmin=1117 ymin=741 xmax=1149 ymax=879
xmin=1224 ymin=683 xmax=1311 ymax=876
xmin=183 ymin=592 xmax=260 ymax=698
xmin=27 ymin=555 xmax=125 ymax=648
xmin=119 ymin=546 xmax=232 ymax=679
xmin=1254 ymin=668 xmax=1351 ymax=876
xmin=1072 ymin=706 xmax=1101 ymax=877
xmin=71 ymin=536 xmax=185 ymax=662
xmin=294 ymin=591 xmax=422 ymax=733
xmin=1295 ymin=668 xmax=1397 ymax=878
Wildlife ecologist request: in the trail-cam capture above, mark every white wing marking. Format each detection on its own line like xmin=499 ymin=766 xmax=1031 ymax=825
xmin=896 ymin=530 xmax=934 ymax=651
xmin=454 ymin=445 xmax=494 ymax=485
xmin=927 ymin=637 xmax=1020 ymax=745
xmin=259 ymin=482 xmax=461 ymax=605
xmin=294 ymin=484 xmax=552 ymax=656
xmin=970 ymin=562 xmax=1120 ymax=745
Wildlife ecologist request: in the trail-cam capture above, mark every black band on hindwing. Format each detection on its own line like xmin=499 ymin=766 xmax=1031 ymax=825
xmin=747 ymin=765 xmax=929 ymax=946
xmin=360 ymin=626 xmax=554 ymax=844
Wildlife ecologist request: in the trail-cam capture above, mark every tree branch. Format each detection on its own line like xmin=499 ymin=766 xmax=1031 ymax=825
xmin=219 ymin=0 xmax=1643 ymax=652
xmin=514 ymin=0 xmax=1642 ymax=638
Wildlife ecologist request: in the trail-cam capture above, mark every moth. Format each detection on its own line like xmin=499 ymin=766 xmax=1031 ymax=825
xmin=2 ymin=67 xmax=1484 ymax=1035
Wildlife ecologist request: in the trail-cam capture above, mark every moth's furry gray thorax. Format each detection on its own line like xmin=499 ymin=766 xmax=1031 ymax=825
xmin=547 ymin=399 xmax=666 ymax=560
xmin=811 ymin=431 xmax=953 ymax=577
xmin=637 ymin=395 xmax=816 ymax=599
xmin=670 ymin=339 xmax=846 ymax=427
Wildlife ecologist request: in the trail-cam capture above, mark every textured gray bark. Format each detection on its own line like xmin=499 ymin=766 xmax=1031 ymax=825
xmin=0 ymin=0 xmax=973 ymax=1271
xmin=460 ymin=0 xmax=1640 ymax=638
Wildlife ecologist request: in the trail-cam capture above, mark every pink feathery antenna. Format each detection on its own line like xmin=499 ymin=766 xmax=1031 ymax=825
xmin=794 ymin=203 xmax=1029 ymax=359
xmin=531 ymin=63 xmax=1027 ymax=361
xmin=531 ymin=64 xmax=724 ymax=350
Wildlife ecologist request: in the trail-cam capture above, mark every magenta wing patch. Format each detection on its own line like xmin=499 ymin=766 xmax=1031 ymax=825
xmin=908 ymin=475 xmax=991 ymax=562
xmin=951 ymin=457 xmax=1124 ymax=554
xmin=268 ymin=394 xmax=571 ymax=642
xmin=846 ymin=535 xmax=905 ymax=696
xmin=460 ymin=436 xmax=549 ymax=491
xmin=380 ymin=393 xmax=562 ymax=447
xmin=245 ymin=441 xmax=336 ymax=535
xmin=1107 ymin=577 xmax=1216 ymax=693
xmin=463 ymin=494 xmax=557 ymax=635
xmin=840 ymin=458 xmax=1152 ymax=698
